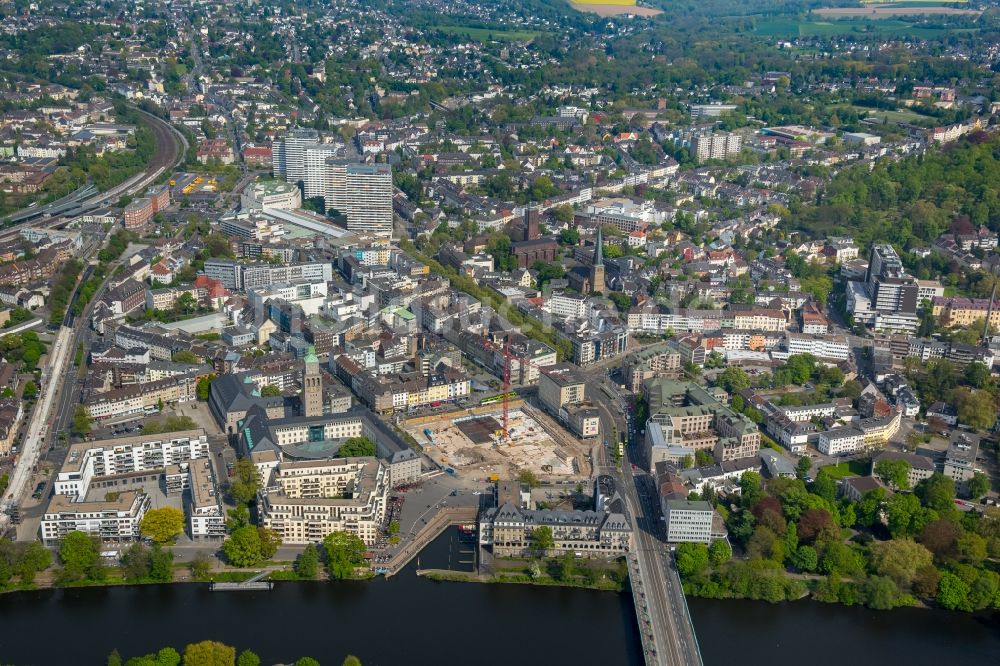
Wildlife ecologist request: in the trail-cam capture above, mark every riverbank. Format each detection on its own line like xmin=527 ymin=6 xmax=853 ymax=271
xmin=418 ymin=568 xmax=625 ymax=592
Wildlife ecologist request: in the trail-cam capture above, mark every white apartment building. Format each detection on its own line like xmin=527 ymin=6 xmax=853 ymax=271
xmin=259 ymin=458 xmax=389 ymax=546
xmin=691 ymin=133 xmax=742 ymax=162
xmin=189 ymin=459 xmax=225 ymax=539
xmin=54 ymin=431 xmax=209 ymax=501
xmin=41 ymin=491 xmax=150 ymax=545
xmin=818 ymin=426 xmax=865 ymax=456
xmin=786 ymin=333 xmax=850 ymax=361
xmin=664 ymin=499 xmax=715 ymax=544
xmin=248 ymin=280 xmax=329 ymax=317
xmin=547 ymin=291 xmax=588 ymax=319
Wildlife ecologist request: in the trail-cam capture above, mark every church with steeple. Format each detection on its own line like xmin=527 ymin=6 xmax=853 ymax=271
xmin=568 ymin=225 xmax=606 ymax=295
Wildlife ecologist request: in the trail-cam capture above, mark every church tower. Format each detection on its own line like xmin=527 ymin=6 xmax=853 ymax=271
xmin=303 ymin=346 xmax=323 ymax=417
xmin=591 ymin=225 xmax=606 ymax=295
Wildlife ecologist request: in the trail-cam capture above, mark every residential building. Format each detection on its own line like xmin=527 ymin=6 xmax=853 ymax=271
xmin=41 ymin=491 xmax=150 ymax=545
xmin=259 ymin=457 xmax=390 ymax=546
xmin=188 ymin=459 xmax=225 ymax=539
xmin=664 ymin=499 xmax=716 ymax=544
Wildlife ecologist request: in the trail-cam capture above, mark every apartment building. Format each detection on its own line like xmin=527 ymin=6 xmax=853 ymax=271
xmin=871 ymin=451 xmax=935 ymax=489
xmin=931 ymin=296 xmax=1000 ymax=329
xmin=85 ymin=370 xmax=202 ymax=420
xmin=41 ymin=491 xmax=150 ymax=545
xmin=189 ymin=459 xmax=225 ymax=539
xmin=53 ymin=431 xmax=210 ymax=500
xmin=259 ymin=457 xmax=389 ymax=546
xmin=538 ymin=363 xmax=587 ymax=414
xmin=785 ymin=333 xmax=850 ymax=361
xmin=664 ymin=499 xmax=716 ymax=544
xmin=817 ymin=426 xmax=865 ymax=456
xmin=621 ymin=341 xmax=682 ymax=393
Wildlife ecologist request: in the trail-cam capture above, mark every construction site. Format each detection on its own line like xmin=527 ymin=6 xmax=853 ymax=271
xmin=405 ymin=404 xmax=592 ymax=480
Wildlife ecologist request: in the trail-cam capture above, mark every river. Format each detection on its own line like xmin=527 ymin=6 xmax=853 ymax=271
xmin=0 ymin=530 xmax=998 ymax=665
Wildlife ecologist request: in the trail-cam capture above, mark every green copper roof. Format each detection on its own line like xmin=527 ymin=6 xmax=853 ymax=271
xmin=304 ymin=345 xmax=319 ymax=364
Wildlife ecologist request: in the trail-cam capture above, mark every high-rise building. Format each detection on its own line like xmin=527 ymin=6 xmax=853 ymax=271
xmin=327 ymin=162 xmax=393 ymax=237
xmin=271 ymin=128 xmax=320 ymax=182
xmin=302 ymin=346 xmax=323 ymax=417
xmin=865 ymin=244 xmax=918 ymax=314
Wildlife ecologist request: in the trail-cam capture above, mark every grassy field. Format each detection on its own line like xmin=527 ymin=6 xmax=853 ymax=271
xmin=755 ymin=17 xmax=976 ymax=39
xmin=435 ymin=26 xmax=544 ymax=41
xmin=860 ymin=0 xmax=968 ymax=4
xmin=829 ymin=104 xmax=933 ymax=125
xmin=820 ymin=459 xmax=870 ymax=480
xmin=572 ymin=0 xmax=635 ymax=4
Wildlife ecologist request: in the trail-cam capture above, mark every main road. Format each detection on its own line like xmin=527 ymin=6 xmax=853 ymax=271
xmin=586 ymin=370 xmax=702 ymax=666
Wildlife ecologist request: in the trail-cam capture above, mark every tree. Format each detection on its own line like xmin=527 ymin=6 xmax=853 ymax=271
xmin=259 ymin=384 xmax=281 ymax=397
xmin=156 ymin=648 xmax=181 ymax=666
xmin=236 ymin=651 xmax=260 ymax=666
xmin=342 ymin=657 xmax=362 ymax=666
xmin=716 ymin=367 xmax=750 ymax=394
xmin=172 ymin=350 xmax=200 ymax=364
xmin=22 ymin=381 xmax=37 ymax=400
xmin=967 ymin=472 xmax=990 ymax=500
xmin=295 ymin=660 xmax=320 ymax=666
xmin=886 ymin=492 xmax=934 ymax=538
xmin=951 ymin=388 xmax=996 ymax=430
xmin=58 ymin=531 xmax=103 ymax=582
xmin=182 ymin=640 xmax=235 ymax=666
xmin=189 ymin=552 xmax=213 ymax=581
xmin=874 ymin=458 xmax=912 ymax=490
xmin=913 ymin=564 xmax=942 ymax=597
xmin=196 ymin=375 xmax=215 ymax=401
xmin=796 ymin=508 xmax=835 ymax=544
xmin=121 ymin=543 xmax=152 ymax=581
xmin=869 ymin=538 xmax=934 ymax=588
xmin=140 ymin=507 xmax=185 ymax=544
xmin=258 ymin=527 xmax=281 ymax=561
xmin=675 ymin=543 xmax=709 ymax=577
xmin=916 ymin=474 xmax=956 ymax=514
xmin=957 ymin=532 xmax=988 ymax=564
xmin=518 ymin=469 xmax=540 ymax=488
xmin=790 ymin=545 xmax=818 ymax=572
xmin=71 ymin=405 xmax=92 ymax=437
xmin=295 ymin=544 xmax=319 ymax=578
xmin=862 ymin=576 xmax=902 ymax=610
xmin=796 ymin=456 xmax=812 ymax=478
xmin=223 ymin=526 xmax=267 ymax=567
xmin=531 ymin=526 xmax=554 ymax=552
xmin=175 ymin=292 xmax=198 ymax=315
xmin=708 ymin=539 xmax=731 ymax=567
xmin=964 ymin=362 xmax=991 ymax=389
xmin=338 ymin=437 xmax=376 ymax=457
xmin=229 ymin=458 xmax=261 ymax=506
xmin=919 ymin=519 xmax=961 ymax=561
xmin=227 ymin=505 xmax=250 ymax=531
xmin=149 ymin=544 xmax=174 ymax=582
xmin=324 ymin=531 xmax=367 ymax=579
xmin=558 ymin=227 xmax=579 ymax=245
xmin=937 ymin=571 xmax=970 ymax=610
xmin=607 ymin=291 xmax=632 ymax=312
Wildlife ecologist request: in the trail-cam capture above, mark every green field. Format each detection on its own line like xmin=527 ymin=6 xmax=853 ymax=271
xmin=829 ymin=104 xmax=933 ymax=125
xmin=860 ymin=0 xmax=968 ymax=4
xmin=572 ymin=0 xmax=636 ymax=4
xmin=436 ymin=26 xmax=544 ymax=41
xmin=819 ymin=459 xmax=870 ymax=480
xmin=755 ymin=17 xmax=976 ymax=39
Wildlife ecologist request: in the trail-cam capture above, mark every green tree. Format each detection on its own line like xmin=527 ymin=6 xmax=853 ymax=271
xmin=790 ymin=545 xmax=818 ymax=572
xmin=189 ymin=552 xmax=213 ymax=581
xmin=58 ymin=531 xmax=103 ymax=583
xmin=22 ymin=381 xmax=38 ymax=400
xmin=558 ymin=227 xmax=580 ymax=245
xmin=951 ymin=388 xmax=996 ymax=430
xmin=259 ymin=384 xmax=281 ymax=397
xmin=236 ymin=652 xmax=260 ymax=666
xmin=182 ymin=640 xmax=235 ymax=666
xmin=156 ymin=647 xmax=181 ymax=666
xmin=342 ymin=657 xmax=362 ymax=666
xmin=295 ymin=659 xmax=320 ymax=666
xmin=675 ymin=542 xmax=709 ymax=577
xmin=796 ymin=456 xmax=812 ymax=478
xmin=196 ymin=375 xmax=215 ymax=401
xmin=324 ymin=531 xmax=367 ymax=579
xmin=717 ymin=367 xmax=750 ymax=394
xmin=937 ymin=572 xmax=970 ymax=610
xmin=172 ymin=350 xmax=199 ymax=364
xmin=140 ymin=507 xmax=186 ymax=544
xmin=869 ymin=538 xmax=934 ymax=588
xmin=222 ymin=526 xmax=266 ymax=567
xmin=708 ymin=539 xmax=732 ymax=567
xmin=295 ymin=544 xmax=320 ymax=579
xmin=862 ymin=576 xmax=902 ymax=610
xmin=149 ymin=544 xmax=174 ymax=582
xmin=71 ymin=405 xmax=92 ymax=437
xmin=966 ymin=472 xmax=990 ymax=500
xmin=338 ymin=437 xmax=376 ymax=457
xmin=874 ymin=458 xmax=912 ymax=490
xmin=229 ymin=458 xmax=261 ymax=506
xmin=518 ymin=469 xmax=540 ymax=488
xmin=916 ymin=474 xmax=956 ymax=514
xmin=531 ymin=526 xmax=554 ymax=552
